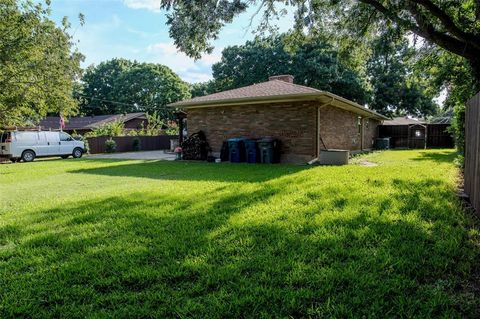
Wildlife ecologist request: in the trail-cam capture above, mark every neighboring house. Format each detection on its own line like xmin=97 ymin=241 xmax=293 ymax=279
xmin=169 ymin=75 xmax=387 ymax=163
xmin=39 ymin=112 xmax=148 ymax=135
xmin=379 ymin=116 xmax=454 ymax=149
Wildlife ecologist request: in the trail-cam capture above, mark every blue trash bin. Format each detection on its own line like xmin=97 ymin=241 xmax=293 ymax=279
xmin=227 ymin=138 xmax=246 ymax=162
xmin=244 ymin=139 xmax=258 ymax=163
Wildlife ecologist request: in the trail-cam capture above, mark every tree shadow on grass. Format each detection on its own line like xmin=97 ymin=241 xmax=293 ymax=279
xmin=69 ymin=160 xmax=308 ymax=183
xmin=1 ymin=171 xmax=479 ymax=318
xmin=411 ymin=150 xmax=457 ymax=163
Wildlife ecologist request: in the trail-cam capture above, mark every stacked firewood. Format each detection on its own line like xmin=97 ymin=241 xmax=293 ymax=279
xmin=181 ymin=131 xmax=209 ymax=160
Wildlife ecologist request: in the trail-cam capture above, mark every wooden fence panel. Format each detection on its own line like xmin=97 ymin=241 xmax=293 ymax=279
xmin=465 ymin=92 xmax=480 ymax=213
xmin=87 ymin=135 xmax=175 ymax=154
xmin=379 ymin=124 xmax=454 ymax=149
xmin=427 ymin=124 xmax=454 ymax=148
xmin=379 ymin=125 xmax=409 ymax=148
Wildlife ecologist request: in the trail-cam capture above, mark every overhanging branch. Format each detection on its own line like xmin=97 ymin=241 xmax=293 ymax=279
xmin=413 ymin=0 xmax=480 ymax=48
xmin=407 ymin=1 xmax=480 ymax=60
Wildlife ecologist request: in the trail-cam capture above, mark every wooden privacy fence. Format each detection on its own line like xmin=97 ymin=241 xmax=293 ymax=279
xmin=465 ymin=92 xmax=480 ymax=213
xmin=378 ymin=123 xmax=454 ymax=148
xmin=87 ymin=135 xmax=175 ymax=154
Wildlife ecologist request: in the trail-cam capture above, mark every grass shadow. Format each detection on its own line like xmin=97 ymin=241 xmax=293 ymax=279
xmin=69 ymin=160 xmax=308 ymax=183
xmin=1 ymin=169 xmax=479 ymax=318
xmin=2 ymin=149 xmax=479 ymax=317
xmin=411 ymin=150 xmax=457 ymax=163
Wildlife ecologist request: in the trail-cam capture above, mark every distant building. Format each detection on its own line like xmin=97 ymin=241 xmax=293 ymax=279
xmin=169 ymin=74 xmax=387 ymax=163
xmin=39 ymin=113 xmax=148 ymax=135
xmin=379 ymin=116 xmax=454 ymax=149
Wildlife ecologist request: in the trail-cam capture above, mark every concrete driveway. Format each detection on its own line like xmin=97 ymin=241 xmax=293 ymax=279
xmin=86 ymin=150 xmax=176 ymax=161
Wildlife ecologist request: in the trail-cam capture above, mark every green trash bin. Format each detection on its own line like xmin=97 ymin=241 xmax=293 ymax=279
xmin=258 ymin=138 xmax=280 ymax=163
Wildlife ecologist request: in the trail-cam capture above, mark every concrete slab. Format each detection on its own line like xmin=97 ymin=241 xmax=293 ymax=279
xmin=86 ymin=150 xmax=176 ymax=161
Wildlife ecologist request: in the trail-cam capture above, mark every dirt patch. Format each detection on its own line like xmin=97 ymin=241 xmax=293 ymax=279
xmin=358 ymin=160 xmax=378 ymax=167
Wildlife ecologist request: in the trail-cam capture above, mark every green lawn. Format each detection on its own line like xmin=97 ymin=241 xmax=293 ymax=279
xmin=0 ymin=149 xmax=478 ymax=318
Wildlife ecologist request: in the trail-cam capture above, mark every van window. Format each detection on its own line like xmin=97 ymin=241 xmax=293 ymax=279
xmin=45 ymin=132 xmax=59 ymax=143
xmin=60 ymin=132 xmax=73 ymax=141
xmin=0 ymin=132 xmax=11 ymax=142
xmin=15 ymin=132 xmax=38 ymax=141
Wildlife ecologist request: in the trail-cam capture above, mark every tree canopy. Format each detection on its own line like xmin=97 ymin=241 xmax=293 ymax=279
xmin=191 ymin=33 xmax=437 ymax=117
xmin=158 ymin=0 xmax=480 ymax=82
xmin=0 ymin=0 xmax=83 ymax=127
xmin=366 ymin=29 xmax=437 ymax=117
xmin=210 ymin=35 xmax=370 ymax=104
xmin=78 ymin=59 xmax=190 ymax=120
xmin=415 ymin=48 xmax=480 ymax=154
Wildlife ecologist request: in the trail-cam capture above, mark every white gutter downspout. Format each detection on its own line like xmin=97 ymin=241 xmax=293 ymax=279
xmin=309 ymin=97 xmax=335 ymax=165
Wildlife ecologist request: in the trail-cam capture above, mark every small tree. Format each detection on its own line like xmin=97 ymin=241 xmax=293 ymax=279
xmin=105 ymin=139 xmax=117 ymax=153
xmin=145 ymin=111 xmax=165 ymax=135
xmin=132 ymin=138 xmax=141 ymax=152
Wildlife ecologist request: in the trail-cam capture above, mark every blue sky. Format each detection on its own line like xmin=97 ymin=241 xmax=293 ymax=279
xmin=48 ymin=0 xmax=294 ymax=83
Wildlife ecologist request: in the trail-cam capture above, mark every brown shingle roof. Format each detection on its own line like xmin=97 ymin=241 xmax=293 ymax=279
xmin=170 ymin=80 xmax=320 ymax=107
xmin=39 ymin=112 xmax=146 ymax=130
xmin=383 ymin=117 xmax=426 ymax=126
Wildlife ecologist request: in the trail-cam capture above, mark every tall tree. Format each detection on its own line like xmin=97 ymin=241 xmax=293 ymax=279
xmin=80 ymin=59 xmax=135 ymax=115
xmin=416 ymin=49 xmax=480 ymax=154
xmin=190 ymin=81 xmax=218 ymax=98
xmin=205 ymin=35 xmax=370 ymax=104
xmin=367 ymin=30 xmax=437 ymax=117
xmin=158 ymin=0 xmax=480 ymax=82
xmin=112 ymin=63 xmax=191 ymax=120
xmin=0 ymin=0 xmax=83 ymax=127
xmin=78 ymin=60 xmax=190 ymax=120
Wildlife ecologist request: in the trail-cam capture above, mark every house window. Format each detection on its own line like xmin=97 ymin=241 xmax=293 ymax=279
xmin=357 ymin=116 xmax=362 ymax=134
xmin=415 ymin=130 xmax=422 ymax=137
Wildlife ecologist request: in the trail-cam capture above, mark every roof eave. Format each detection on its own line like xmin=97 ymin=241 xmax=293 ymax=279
xmin=169 ymin=92 xmax=387 ymax=120
xmin=167 ymin=92 xmax=322 ymax=108
xmin=320 ymin=92 xmax=388 ymax=120
xmin=86 ymin=112 xmax=147 ymax=128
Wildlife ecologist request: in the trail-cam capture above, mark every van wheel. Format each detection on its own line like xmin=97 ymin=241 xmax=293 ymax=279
xmin=72 ymin=148 xmax=83 ymax=158
xmin=22 ymin=150 xmax=35 ymax=162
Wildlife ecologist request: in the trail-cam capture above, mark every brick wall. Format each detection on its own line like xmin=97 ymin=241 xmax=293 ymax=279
xmin=187 ymin=101 xmax=318 ymax=163
xmin=363 ymin=118 xmax=380 ymax=149
xmin=319 ymin=105 xmax=362 ymax=151
xmin=187 ymin=101 xmax=380 ymax=163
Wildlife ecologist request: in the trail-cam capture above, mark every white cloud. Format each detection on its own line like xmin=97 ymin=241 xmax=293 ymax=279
xmin=123 ymin=0 xmax=161 ymax=12
xmin=181 ymin=72 xmax=214 ymax=83
xmin=146 ymin=42 xmax=222 ymax=82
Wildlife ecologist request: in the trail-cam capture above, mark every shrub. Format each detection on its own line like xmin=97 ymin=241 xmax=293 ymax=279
xmin=166 ymin=126 xmax=179 ymax=136
xmin=105 ymin=139 xmax=117 ymax=153
xmin=91 ymin=121 xmax=125 ymax=137
xmin=454 ymin=154 xmax=464 ymax=168
xmin=132 ymin=138 xmax=141 ymax=151
xmin=126 ymin=129 xmax=139 ymax=136
xmin=145 ymin=111 xmax=164 ymax=135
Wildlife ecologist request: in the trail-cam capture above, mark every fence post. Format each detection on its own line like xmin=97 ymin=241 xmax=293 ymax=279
xmin=465 ymin=92 xmax=480 ymax=213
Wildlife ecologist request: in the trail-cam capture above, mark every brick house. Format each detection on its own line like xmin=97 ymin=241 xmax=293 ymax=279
xmin=169 ymin=75 xmax=387 ymax=163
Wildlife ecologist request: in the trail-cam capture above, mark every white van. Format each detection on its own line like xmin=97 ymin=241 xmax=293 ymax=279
xmin=0 ymin=131 xmax=85 ymax=163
